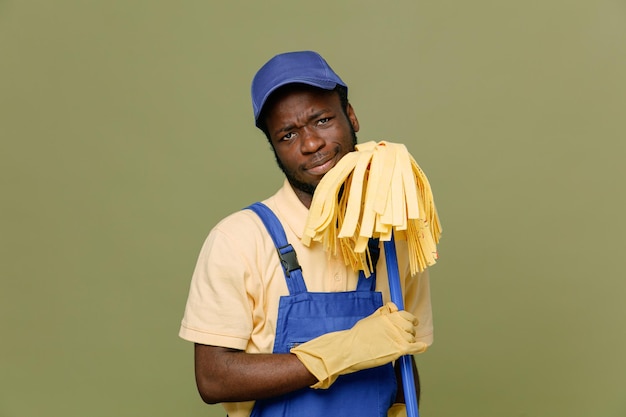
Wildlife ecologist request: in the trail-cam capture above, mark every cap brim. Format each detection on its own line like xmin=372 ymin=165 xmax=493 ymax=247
xmin=254 ymin=77 xmax=343 ymax=123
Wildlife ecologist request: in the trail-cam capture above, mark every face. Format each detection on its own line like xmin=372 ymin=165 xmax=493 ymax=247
xmin=263 ymin=85 xmax=360 ymax=208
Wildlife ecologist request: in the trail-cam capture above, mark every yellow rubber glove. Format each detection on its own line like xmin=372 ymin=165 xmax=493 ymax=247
xmin=290 ymin=302 xmax=428 ymax=389
xmin=387 ymin=403 xmax=407 ymax=417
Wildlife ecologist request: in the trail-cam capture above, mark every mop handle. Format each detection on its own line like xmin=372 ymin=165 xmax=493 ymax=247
xmin=383 ymin=236 xmax=419 ymax=417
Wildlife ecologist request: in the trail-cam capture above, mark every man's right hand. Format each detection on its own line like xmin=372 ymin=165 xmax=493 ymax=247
xmin=290 ymin=302 xmax=428 ymax=389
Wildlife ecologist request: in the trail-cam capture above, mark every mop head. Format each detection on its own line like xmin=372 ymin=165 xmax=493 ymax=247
xmin=302 ymin=141 xmax=442 ymax=277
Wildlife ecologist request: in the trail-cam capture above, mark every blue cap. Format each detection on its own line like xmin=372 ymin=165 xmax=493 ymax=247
xmin=251 ymin=51 xmax=347 ymax=125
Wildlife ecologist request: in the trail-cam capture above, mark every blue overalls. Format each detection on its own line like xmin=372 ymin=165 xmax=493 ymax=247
xmin=246 ymin=202 xmax=397 ymax=417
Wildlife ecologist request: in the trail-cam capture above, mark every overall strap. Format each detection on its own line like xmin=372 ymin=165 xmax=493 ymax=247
xmin=246 ymin=202 xmax=308 ymax=295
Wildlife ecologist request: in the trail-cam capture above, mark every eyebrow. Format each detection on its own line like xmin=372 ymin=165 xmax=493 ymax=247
xmin=273 ymin=109 xmax=331 ymax=138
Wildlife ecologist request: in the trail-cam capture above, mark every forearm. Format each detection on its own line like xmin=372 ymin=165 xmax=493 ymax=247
xmin=194 ymin=343 xmax=317 ymax=404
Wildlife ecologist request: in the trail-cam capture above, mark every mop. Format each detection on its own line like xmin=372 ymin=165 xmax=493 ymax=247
xmin=302 ymin=141 xmax=442 ymax=417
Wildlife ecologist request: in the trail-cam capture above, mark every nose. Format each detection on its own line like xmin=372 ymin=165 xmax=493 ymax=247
xmin=300 ymin=127 xmax=324 ymax=154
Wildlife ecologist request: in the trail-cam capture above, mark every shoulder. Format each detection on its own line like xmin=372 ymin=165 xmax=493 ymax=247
xmin=214 ymin=207 xmax=265 ymax=233
xmin=205 ymin=208 xmax=261 ymax=243
xmin=204 ymin=206 xmax=275 ymax=255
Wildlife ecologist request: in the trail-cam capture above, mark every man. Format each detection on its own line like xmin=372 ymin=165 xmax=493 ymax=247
xmin=179 ymin=51 xmax=434 ymax=417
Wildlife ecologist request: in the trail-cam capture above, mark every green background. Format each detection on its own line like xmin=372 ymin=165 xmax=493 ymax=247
xmin=1 ymin=1 xmax=625 ymax=416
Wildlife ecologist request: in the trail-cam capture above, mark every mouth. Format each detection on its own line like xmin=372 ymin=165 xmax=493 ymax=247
xmin=305 ymin=154 xmax=337 ymax=176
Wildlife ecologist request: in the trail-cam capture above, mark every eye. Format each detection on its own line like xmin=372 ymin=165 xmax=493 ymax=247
xmin=317 ymin=117 xmax=330 ymax=125
xmin=282 ymin=132 xmax=296 ymax=141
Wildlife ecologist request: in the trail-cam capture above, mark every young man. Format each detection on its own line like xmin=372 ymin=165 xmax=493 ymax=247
xmin=179 ymin=51 xmax=434 ymax=417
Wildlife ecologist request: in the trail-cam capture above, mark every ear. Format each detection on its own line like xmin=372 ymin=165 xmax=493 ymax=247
xmin=345 ymin=103 xmax=360 ymax=133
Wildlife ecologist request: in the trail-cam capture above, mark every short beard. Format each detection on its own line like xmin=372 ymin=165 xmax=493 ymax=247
xmin=273 ymin=126 xmax=358 ymax=197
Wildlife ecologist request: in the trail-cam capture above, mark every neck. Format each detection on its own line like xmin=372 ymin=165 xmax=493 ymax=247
xmin=291 ymin=186 xmax=313 ymax=209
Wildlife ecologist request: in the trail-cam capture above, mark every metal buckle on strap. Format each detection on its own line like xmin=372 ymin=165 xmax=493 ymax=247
xmin=277 ymin=244 xmax=301 ymax=277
